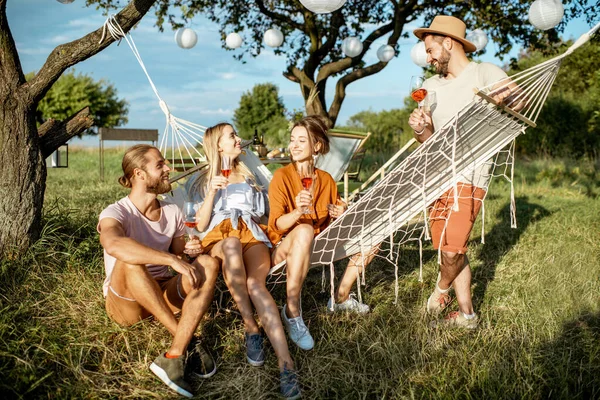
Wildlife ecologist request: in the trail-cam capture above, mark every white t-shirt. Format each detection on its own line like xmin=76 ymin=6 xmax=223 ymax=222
xmin=98 ymin=196 xmax=186 ymax=297
xmin=424 ymin=62 xmax=508 ymax=187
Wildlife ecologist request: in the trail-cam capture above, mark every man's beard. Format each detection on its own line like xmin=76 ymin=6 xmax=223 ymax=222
xmin=435 ymin=47 xmax=451 ymax=77
xmin=146 ymin=174 xmax=171 ymax=194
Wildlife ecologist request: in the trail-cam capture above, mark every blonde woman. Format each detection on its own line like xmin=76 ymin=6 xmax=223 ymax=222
xmin=191 ymin=123 xmax=300 ymax=399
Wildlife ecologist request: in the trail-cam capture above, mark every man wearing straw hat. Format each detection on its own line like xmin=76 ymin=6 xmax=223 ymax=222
xmin=408 ymin=16 xmax=513 ymax=329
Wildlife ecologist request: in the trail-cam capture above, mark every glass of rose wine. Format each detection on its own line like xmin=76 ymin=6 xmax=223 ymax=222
xmin=298 ymin=161 xmax=315 ymax=214
xmin=410 ymin=76 xmax=428 ymax=106
xmin=182 ymin=201 xmax=198 ymax=258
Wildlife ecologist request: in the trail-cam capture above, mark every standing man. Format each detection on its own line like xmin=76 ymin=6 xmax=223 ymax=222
xmin=408 ymin=16 xmax=515 ymax=329
xmin=98 ymin=144 xmax=220 ymax=397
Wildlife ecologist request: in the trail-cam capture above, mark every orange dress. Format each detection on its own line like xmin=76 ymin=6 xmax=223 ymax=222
xmin=268 ymin=163 xmax=338 ymax=245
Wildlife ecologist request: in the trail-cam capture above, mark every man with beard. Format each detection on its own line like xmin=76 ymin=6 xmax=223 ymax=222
xmin=98 ymin=144 xmax=219 ymax=397
xmin=408 ymin=16 xmax=514 ymax=329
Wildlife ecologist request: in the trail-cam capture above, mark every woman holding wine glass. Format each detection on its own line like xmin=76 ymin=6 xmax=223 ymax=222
xmin=190 ymin=123 xmax=300 ymax=399
xmin=268 ymin=116 xmax=373 ymax=352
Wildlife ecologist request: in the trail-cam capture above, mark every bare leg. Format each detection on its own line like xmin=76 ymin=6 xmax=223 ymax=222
xmin=272 ymin=224 xmax=314 ymax=318
xmin=439 ymin=252 xmax=474 ymax=315
xmin=452 ymin=256 xmax=474 ymax=315
xmin=245 ymin=244 xmax=294 ymax=371
xmin=106 ymin=260 xmax=179 ymax=334
xmin=213 ymin=237 xmax=260 ymax=334
xmin=336 ymin=245 xmax=379 ymax=303
xmin=165 ymin=255 xmax=220 ymax=356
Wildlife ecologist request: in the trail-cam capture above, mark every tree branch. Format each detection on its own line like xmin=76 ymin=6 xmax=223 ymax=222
xmin=328 ymin=62 xmax=387 ymax=125
xmin=0 ymin=0 xmax=25 ymax=92
xmin=39 ymin=107 xmax=93 ymax=158
xmin=24 ymin=0 xmax=158 ymax=106
xmin=254 ymin=0 xmax=303 ymax=31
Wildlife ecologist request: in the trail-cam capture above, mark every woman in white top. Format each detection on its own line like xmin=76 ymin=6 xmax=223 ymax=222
xmin=191 ymin=123 xmax=299 ymax=399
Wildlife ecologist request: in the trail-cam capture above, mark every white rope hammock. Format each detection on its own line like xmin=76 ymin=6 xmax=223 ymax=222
xmin=100 ymin=16 xmax=207 ymax=169
xmin=266 ymin=22 xmax=600 ymax=305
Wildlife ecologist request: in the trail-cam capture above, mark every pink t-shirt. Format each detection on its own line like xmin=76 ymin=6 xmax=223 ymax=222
xmin=98 ymin=196 xmax=186 ymax=297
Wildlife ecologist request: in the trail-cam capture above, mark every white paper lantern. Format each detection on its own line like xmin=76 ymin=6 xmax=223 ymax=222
xmin=174 ymin=28 xmax=198 ymax=49
xmin=226 ymin=32 xmax=243 ymax=49
xmin=528 ymin=0 xmax=564 ymax=31
xmin=56 ymin=0 xmax=75 ymax=3
xmin=376 ymin=45 xmax=395 ymax=63
xmin=264 ymin=28 xmax=284 ymax=48
xmin=410 ymin=42 xmax=428 ymax=68
xmin=466 ymin=29 xmax=489 ymax=51
xmin=341 ymin=37 xmax=363 ymax=58
xmin=299 ymin=0 xmax=347 ymax=14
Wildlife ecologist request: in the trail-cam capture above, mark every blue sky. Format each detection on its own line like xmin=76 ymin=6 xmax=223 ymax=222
xmin=7 ymin=0 xmax=595 ymax=147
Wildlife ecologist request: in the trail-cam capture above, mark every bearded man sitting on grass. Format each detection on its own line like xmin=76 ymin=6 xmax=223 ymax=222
xmin=98 ymin=144 xmax=219 ymax=398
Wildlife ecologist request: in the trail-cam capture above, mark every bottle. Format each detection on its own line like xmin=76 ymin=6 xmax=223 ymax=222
xmin=253 ymin=128 xmax=260 ymax=145
xmin=260 ymin=134 xmax=264 ymax=145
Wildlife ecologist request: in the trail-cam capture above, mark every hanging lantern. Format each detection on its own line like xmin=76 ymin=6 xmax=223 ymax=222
xmin=299 ymin=0 xmax=347 ymax=14
xmin=226 ymin=32 xmax=243 ymax=49
xmin=376 ymin=45 xmax=395 ymax=63
xmin=410 ymin=42 xmax=428 ymax=67
xmin=528 ymin=0 xmax=564 ymax=31
xmin=56 ymin=0 xmax=75 ymax=3
xmin=174 ymin=28 xmax=198 ymax=50
xmin=341 ymin=37 xmax=363 ymax=58
xmin=264 ymin=28 xmax=284 ymax=48
xmin=466 ymin=29 xmax=489 ymax=52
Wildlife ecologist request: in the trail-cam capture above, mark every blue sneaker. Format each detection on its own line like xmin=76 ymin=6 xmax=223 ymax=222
xmin=245 ymin=333 xmax=265 ymax=367
xmin=280 ymin=364 xmax=301 ymax=399
xmin=281 ymin=304 xmax=314 ymax=350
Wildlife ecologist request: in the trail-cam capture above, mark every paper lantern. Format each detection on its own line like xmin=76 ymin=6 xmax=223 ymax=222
xmin=410 ymin=42 xmax=428 ymax=68
xmin=56 ymin=0 xmax=75 ymax=3
xmin=226 ymin=32 xmax=243 ymax=49
xmin=264 ymin=28 xmax=284 ymax=48
xmin=299 ymin=0 xmax=347 ymax=14
xmin=341 ymin=37 xmax=363 ymax=58
xmin=376 ymin=45 xmax=395 ymax=63
xmin=174 ymin=28 xmax=198 ymax=49
xmin=528 ymin=0 xmax=564 ymax=31
xmin=466 ymin=29 xmax=489 ymax=51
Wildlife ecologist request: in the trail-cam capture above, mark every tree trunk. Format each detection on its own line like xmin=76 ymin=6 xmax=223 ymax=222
xmin=0 ymin=97 xmax=46 ymax=257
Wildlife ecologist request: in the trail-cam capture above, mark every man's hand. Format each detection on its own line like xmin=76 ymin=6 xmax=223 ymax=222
xmin=169 ymin=255 xmax=203 ymax=289
xmin=408 ymin=108 xmax=432 ymax=133
xmin=183 ymin=235 xmax=204 ymax=258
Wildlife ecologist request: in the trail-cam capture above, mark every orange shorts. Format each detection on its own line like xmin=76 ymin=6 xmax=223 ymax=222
xmin=429 ymin=183 xmax=486 ymax=254
xmin=201 ymin=218 xmax=268 ymax=254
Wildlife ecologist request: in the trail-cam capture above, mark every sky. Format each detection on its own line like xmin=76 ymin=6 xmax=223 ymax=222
xmin=6 ymin=0 xmax=596 ymax=148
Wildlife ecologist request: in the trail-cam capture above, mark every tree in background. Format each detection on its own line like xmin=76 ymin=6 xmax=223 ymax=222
xmin=233 ymin=83 xmax=289 ymax=148
xmin=30 ymin=70 xmax=129 ymax=134
xmin=509 ymin=37 xmax=600 ymax=157
xmin=90 ymin=0 xmax=598 ymax=128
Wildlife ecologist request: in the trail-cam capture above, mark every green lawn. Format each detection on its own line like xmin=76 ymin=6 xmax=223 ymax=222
xmin=1 ymin=147 xmax=599 ymax=398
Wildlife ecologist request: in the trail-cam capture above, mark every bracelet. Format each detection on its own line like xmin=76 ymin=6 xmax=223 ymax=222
xmin=414 ymin=127 xmax=425 ymax=135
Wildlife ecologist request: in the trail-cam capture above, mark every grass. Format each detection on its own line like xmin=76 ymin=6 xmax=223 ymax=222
xmin=1 ymin=147 xmax=599 ymax=398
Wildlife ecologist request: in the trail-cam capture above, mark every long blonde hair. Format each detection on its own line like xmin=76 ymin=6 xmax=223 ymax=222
xmin=193 ymin=123 xmax=261 ymax=197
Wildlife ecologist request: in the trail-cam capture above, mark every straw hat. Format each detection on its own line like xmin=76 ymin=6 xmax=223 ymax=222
xmin=413 ymin=16 xmax=476 ymax=53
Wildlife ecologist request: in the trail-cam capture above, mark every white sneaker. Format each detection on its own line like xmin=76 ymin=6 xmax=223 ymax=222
xmin=327 ymin=294 xmax=370 ymax=314
xmin=281 ymin=304 xmax=314 ymax=350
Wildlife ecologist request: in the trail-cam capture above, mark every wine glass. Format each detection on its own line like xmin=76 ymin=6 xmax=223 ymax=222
xmin=220 ymin=156 xmax=232 ymax=178
xmin=182 ymin=201 xmax=198 ymax=257
xmin=297 ymin=161 xmax=315 ymax=215
xmin=410 ymin=76 xmax=428 ymax=108
xmin=422 ymin=90 xmax=437 ymax=117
